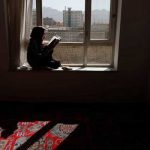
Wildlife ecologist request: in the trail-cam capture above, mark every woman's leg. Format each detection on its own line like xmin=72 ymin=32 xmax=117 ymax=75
xmin=47 ymin=59 xmax=61 ymax=69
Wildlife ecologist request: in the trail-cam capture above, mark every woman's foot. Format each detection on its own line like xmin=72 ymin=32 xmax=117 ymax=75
xmin=62 ymin=66 xmax=72 ymax=71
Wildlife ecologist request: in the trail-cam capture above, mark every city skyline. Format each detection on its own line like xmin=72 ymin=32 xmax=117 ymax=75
xmin=42 ymin=7 xmax=110 ymax=24
xmin=33 ymin=0 xmax=110 ymax=11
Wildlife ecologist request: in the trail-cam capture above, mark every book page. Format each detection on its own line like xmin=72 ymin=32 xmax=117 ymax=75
xmin=48 ymin=35 xmax=61 ymax=45
xmin=46 ymin=35 xmax=61 ymax=49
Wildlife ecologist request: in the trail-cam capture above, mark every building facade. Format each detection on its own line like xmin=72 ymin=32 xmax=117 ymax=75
xmin=63 ymin=8 xmax=83 ymax=28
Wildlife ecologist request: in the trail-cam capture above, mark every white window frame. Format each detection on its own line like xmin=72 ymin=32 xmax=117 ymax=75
xmin=35 ymin=0 xmax=119 ymax=67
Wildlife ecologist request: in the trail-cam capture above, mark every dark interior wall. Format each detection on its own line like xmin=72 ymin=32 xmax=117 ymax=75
xmin=0 ymin=0 xmax=149 ymax=103
xmin=118 ymin=0 xmax=150 ymax=71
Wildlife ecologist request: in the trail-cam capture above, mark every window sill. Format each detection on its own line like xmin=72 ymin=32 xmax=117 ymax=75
xmin=57 ymin=67 xmax=114 ymax=71
xmin=17 ymin=65 xmax=115 ymax=72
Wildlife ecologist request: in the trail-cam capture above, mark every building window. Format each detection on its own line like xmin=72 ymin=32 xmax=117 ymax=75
xmin=31 ymin=0 xmax=119 ymax=67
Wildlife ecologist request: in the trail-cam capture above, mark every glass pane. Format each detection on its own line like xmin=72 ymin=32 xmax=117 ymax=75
xmin=32 ymin=0 xmax=37 ymax=27
xmin=53 ymin=46 xmax=84 ymax=65
xmin=91 ymin=0 xmax=111 ymax=40
xmin=87 ymin=46 xmax=112 ymax=65
xmin=42 ymin=0 xmax=85 ymax=42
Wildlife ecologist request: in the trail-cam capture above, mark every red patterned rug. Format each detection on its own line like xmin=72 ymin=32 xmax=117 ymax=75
xmin=0 ymin=121 xmax=78 ymax=150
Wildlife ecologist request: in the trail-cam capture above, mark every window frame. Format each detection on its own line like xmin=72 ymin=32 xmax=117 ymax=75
xmin=35 ymin=0 xmax=118 ymax=67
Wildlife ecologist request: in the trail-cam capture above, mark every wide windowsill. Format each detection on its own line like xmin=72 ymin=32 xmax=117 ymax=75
xmin=17 ymin=65 xmax=115 ymax=72
xmin=56 ymin=67 xmax=113 ymax=71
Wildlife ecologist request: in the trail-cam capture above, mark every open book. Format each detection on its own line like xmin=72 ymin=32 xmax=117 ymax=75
xmin=47 ymin=35 xmax=61 ymax=49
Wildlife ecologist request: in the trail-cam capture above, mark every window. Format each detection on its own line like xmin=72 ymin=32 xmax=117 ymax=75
xmin=32 ymin=0 xmax=37 ymax=27
xmin=91 ymin=0 xmax=111 ymax=40
xmin=42 ymin=0 xmax=85 ymax=43
xmin=32 ymin=0 xmax=119 ymax=67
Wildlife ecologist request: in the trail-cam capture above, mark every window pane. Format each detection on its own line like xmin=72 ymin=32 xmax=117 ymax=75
xmin=91 ymin=0 xmax=111 ymax=40
xmin=53 ymin=46 xmax=84 ymax=65
xmin=32 ymin=0 xmax=37 ymax=27
xmin=87 ymin=46 xmax=112 ymax=65
xmin=42 ymin=0 xmax=85 ymax=42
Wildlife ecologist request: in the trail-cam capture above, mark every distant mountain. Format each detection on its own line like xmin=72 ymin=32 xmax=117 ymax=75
xmin=91 ymin=9 xmax=110 ymax=24
xmin=43 ymin=7 xmax=63 ymax=22
xmin=43 ymin=7 xmax=109 ymax=24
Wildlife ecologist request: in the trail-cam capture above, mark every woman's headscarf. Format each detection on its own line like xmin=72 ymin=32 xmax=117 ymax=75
xmin=30 ymin=26 xmax=45 ymax=41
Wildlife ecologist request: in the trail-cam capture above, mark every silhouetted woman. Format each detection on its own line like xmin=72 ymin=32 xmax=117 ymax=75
xmin=27 ymin=26 xmax=61 ymax=69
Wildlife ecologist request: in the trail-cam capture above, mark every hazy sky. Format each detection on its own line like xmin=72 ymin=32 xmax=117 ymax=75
xmin=41 ymin=0 xmax=110 ymax=11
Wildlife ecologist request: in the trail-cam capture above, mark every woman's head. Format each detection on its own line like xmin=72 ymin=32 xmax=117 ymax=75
xmin=30 ymin=26 xmax=45 ymax=41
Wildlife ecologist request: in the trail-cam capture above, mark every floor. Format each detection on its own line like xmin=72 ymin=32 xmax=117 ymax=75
xmin=0 ymin=102 xmax=149 ymax=150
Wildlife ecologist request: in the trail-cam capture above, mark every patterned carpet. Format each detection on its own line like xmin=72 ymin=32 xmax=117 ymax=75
xmin=0 ymin=121 xmax=78 ymax=150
